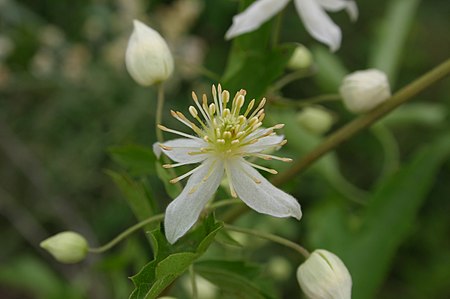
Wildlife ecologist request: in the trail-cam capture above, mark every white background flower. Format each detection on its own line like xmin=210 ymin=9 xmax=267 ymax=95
xmin=157 ymin=85 xmax=302 ymax=243
xmin=225 ymin=0 xmax=358 ymax=52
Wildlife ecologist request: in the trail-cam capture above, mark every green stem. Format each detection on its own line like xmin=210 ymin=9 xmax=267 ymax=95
xmin=271 ymin=11 xmax=283 ymax=48
xmin=88 ymin=214 xmax=164 ymax=253
xmin=269 ymin=94 xmax=341 ymax=108
xmin=271 ymin=58 xmax=450 ymax=186
xmin=224 ymin=224 xmax=309 ymax=259
xmin=270 ymin=68 xmax=316 ymax=92
xmin=156 ymin=83 xmax=165 ymax=143
xmin=371 ymin=124 xmax=400 ymax=183
xmin=88 ymin=199 xmax=243 ymax=253
xmin=189 ymin=265 xmax=198 ymax=299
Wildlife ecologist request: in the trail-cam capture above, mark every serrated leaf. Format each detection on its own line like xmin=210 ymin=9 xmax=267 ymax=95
xmin=108 ymin=144 xmax=156 ymax=176
xmin=129 ymin=215 xmax=223 ymax=299
xmin=195 ymin=260 xmax=275 ymax=299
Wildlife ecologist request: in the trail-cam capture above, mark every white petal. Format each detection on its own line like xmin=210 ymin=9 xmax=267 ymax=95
xmin=243 ymin=134 xmax=284 ymax=153
xmin=156 ymin=138 xmax=209 ymax=164
xmin=227 ymin=158 xmax=302 ymax=219
xmin=294 ymin=0 xmax=342 ymax=52
xmin=164 ymin=159 xmax=224 ymax=244
xmin=317 ymin=0 xmax=358 ymax=21
xmin=225 ymin=0 xmax=290 ymax=39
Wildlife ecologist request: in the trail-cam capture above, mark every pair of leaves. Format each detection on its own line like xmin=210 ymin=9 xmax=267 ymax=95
xmin=129 ymin=215 xmax=222 ymax=299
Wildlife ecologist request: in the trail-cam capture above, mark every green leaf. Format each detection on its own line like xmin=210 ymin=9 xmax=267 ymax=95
xmin=106 ymin=170 xmax=157 ymax=238
xmin=369 ymin=0 xmax=421 ymax=85
xmin=221 ymin=0 xmax=295 ymax=99
xmin=108 ymin=144 xmax=156 ymax=176
xmin=312 ymin=46 xmax=348 ymax=91
xmin=129 ymin=215 xmax=222 ymax=299
xmin=195 ymin=260 xmax=275 ymax=299
xmin=308 ymin=133 xmax=450 ymax=299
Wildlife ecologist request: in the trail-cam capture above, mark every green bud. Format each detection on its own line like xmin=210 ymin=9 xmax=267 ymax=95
xmin=297 ymin=107 xmax=334 ymax=135
xmin=40 ymin=231 xmax=88 ymax=264
xmin=287 ymin=44 xmax=313 ymax=70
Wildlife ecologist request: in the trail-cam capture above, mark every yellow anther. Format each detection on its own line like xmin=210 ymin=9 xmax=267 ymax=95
xmin=223 ymin=131 xmax=232 ymax=139
xmin=209 ymin=103 xmax=216 ymax=115
xmin=189 ymin=106 xmax=198 ymax=118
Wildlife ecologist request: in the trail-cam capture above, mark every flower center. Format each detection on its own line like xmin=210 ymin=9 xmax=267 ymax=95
xmin=187 ymin=86 xmax=266 ymax=158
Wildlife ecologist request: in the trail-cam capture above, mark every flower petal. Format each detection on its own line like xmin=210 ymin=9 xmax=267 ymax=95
xmin=155 ymin=138 xmax=209 ymax=164
xmin=243 ymin=134 xmax=285 ymax=153
xmin=294 ymin=0 xmax=342 ymax=52
xmin=164 ymin=159 xmax=224 ymax=244
xmin=225 ymin=0 xmax=290 ymax=40
xmin=317 ymin=0 xmax=358 ymax=21
xmin=227 ymin=158 xmax=302 ymax=219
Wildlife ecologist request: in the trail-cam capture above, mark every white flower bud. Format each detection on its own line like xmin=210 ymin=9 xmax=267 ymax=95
xmin=125 ymin=20 xmax=174 ymax=86
xmin=339 ymin=69 xmax=391 ymax=113
xmin=40 ymin=231 xmax=88 ymax=264
xmin=297 ymin=107 xmax=334 ymax=135
xmin=287 ymin=44 xmax=313 ymax=70
xmin=297 ymin=249 xmax=352 ymax=299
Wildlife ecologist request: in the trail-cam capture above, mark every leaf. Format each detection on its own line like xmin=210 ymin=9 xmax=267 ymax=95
xmin=195 ymin=260 xmax=275 ymax=299
xmin=108 ymin=144 xmax=156 ymax=176
xmin=311 ymin=45 xmax=348 ymax=91
xmin=308 ymin=133 xmax=450 ymax=299
xmin=155 ymin=162 xmax=181 ymax=199
xmin=129 ymin=215 xmax=223 ymax=299
xmin=221 ymin=0 xmax=295 ymax=99
xmin=106 ymin=170 xmax=157 ymax=238
xmin=369 ymin=0 xmax=421 ymax=85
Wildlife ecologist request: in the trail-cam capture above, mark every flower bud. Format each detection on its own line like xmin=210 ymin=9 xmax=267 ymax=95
xmin=297 ymin=107 xmax=334 ymax=135
xmin=40 ymin=231 xmax=88 ymax=264
xmin=125 ymin=20 xmax=174 ymax=86
xmin=297 ymin=249 xmax=352 ymax=299
xmin=339 ymin=69 xmax=391 ymax=113
xmin=287 ymin=44 xmax=313 ymax=70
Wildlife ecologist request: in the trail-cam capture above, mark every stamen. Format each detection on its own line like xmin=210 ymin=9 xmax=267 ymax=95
xmin=158 ymin=125 xmax=201 ymax=140
xmin=251 ymin=153 xmax=293 ymax=162
xmin=169 ymin=163 xmax=204 ymax=183
xmin=245 ymin=161 xmax=278 ymax=174
xmin=243 ymin=99 xmax=255 ymax=117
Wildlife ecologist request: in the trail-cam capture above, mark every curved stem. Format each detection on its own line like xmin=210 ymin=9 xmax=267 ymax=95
xmin=88 ymin=214 xmax=164 ymax=253
xmin=371 ymin=124 xmax=400 ymax=183
xmin=189 ymin=265 xmax=198 ymax=299
xmin=270 ymin=68 xmax=316 ymax=92
xmin=156 ymin=83 xmax=165 ymax=143
xmin=271 ymin=58 xmax=450 ymax=186
xmin=224 ymin=224 xmax=309 ymax=259
xmin=269 ymin=94 xmax=341 ymax=108
xmin=88 ymin=199 xmax=243 ymax=253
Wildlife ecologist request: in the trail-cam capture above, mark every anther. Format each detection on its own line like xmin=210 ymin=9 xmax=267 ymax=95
xmin=189 ymin=106 xmax=198 ymax=118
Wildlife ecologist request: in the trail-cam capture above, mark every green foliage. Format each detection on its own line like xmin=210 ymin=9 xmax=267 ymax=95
xmin=195 ymin=260 xmax=275 ymax=299
xmin=108 ymin=145 xmax=156 ymax=177
xmin=129 ymin=215 xmax=222 ymax=299
xmin=308 ymin=133 xmax=450 ymax=299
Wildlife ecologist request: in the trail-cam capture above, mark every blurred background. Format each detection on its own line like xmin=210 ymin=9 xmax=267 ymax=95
xmin=0 ymin=0 xmax=449 ymax=298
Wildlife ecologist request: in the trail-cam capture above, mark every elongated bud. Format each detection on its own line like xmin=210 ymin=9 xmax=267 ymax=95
xmin=287 ymin=44 xmax=313 ymax=70
xmin=125 ymin=20 xmax=174 ymax=86
xmin=297 ymin=106 xmax=334 ymax=135
xmin=40 ymin=231 xmax=88 ymax=264
xmin=339 ymin=69 xmax=391 ymax=113
xmin=297 ymin=249 xmax=352 ymax=299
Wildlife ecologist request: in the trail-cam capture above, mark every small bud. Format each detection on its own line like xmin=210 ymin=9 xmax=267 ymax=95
xmin=125 ymin=20 xmax=174 ymax=86
xmin=40 ymin=231 xmax=88 ymax=264
xmin=297 ymin=249 xmax=352 ymax=299
xmin=339 ymin=69 xmax=391 ymax=113
xmin=297 ymin=107 xmax=334 ymax=135
xmin=287 ymin=44 xmax=313 ymax=70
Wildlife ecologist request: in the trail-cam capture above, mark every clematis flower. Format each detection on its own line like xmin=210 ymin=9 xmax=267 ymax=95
xmin=225 ymin=0 xmax=358 ymax=52
xmin=156 ymin=85 xmax=302 ymax=243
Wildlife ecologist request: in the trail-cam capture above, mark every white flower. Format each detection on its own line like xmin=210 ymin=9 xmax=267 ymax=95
xmin=157 ymin=85 xmax=302 ymax=244
xmin=225 ymin=0 xmax=358 ymax=52
xmin=40 ymin=231 xmax=88 ymax=264
xmin=297 ymin=249 xmax=352 ymax=299
xmin=340 ymin=69 xmax=391 ymax=113
xmin=125 ymin=20 xmax=174 ymax=86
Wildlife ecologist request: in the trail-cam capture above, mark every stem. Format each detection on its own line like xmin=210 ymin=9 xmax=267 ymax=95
xmin=271 ymin=11 xmax=283 ymax=48
xmin=270 ymin=68 xmax=316 ymax=92
xmin=269 ymin=94 xmax=341 ymax=108
xmin=371 ymin=124 xmax=400 ymax=182
xmin=224 ymin=224 xmax=309 ymax=259
xmin=88 ymin=214 xmax=164 ymax=253
xmin=189 ymin=265 xmax=198 ymax=299
xmin=156 ymin=83 xmax=165 ymax=143
xmin=88 ymin=199 xmax=243 ymax=253
xmin=271 ymin=58 xmax=450 ymax=186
